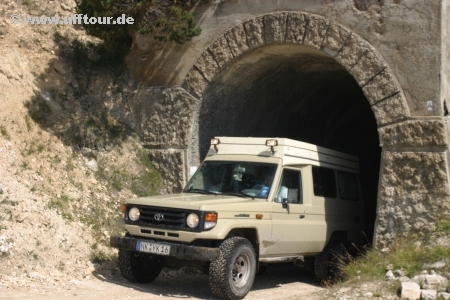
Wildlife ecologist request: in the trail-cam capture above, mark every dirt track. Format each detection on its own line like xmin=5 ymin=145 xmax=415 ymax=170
xmin=0 ymin=264 xmax=324 ymax=300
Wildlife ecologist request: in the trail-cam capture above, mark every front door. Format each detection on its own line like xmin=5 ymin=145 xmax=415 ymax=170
xmin=268 ymin=167 xmax=310 ymax=255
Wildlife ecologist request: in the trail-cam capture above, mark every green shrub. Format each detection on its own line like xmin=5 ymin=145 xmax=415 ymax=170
xmin=90 ymin=250 xmax=108 ymax=264
xmin=0 ymin=125 xmax=9 ymax=139
xmin=24 ymin=95 xmax=53 ymax=127
xmin=75 ymin=0 xmax=210 ymax=46
xmin=437 ymin=220 xmax=450 ymax=235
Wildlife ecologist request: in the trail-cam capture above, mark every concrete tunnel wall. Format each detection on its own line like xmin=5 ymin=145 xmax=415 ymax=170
xmin=127 ymin=9 xmax=450 ymax=248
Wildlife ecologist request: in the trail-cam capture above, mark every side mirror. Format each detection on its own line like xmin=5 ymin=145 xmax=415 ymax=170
xmin=282 ymin=198 xmax=288 ymax=209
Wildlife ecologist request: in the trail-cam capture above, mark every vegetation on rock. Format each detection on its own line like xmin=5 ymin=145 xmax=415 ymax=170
xmin=75 ymin=0 xmax=209 ymax=46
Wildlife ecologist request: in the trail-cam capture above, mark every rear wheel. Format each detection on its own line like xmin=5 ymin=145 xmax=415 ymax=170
xmin=209 ymin=237 xmax=256 ymax=299
xmin=118 ymin=249 xmax=162 ymax=283
xmin=315 ymin=241 xmax=347 ymax=285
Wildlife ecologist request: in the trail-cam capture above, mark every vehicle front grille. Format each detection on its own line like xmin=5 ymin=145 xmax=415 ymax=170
xmin=138 ymin=206 xmax=186 ymax=229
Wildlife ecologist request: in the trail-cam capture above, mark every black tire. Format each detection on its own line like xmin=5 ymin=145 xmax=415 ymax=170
xmin=314 ymin=241 xmax=347 ymax=285
xmin=202 ymin=262 xmax=210 ymax=275
xmin=118 ymin=249 xmax=162 ymax=283
xmin=209 ymin=237 xmax=257 ymax=300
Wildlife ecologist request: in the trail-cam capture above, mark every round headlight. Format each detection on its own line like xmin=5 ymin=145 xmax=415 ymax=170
xmin=128 ymin=207 xmax=140 ymax=221
xmin=186 ymin=213 xmax=199 ymax=228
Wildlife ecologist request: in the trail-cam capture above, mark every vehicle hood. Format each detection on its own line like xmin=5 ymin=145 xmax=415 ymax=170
xmin=126 ymin=193 xmax=264 ymax=211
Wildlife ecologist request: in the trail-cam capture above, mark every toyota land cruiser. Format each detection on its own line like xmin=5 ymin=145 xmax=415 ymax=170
xmin=110 ymin=137 xmax=366 ymax=299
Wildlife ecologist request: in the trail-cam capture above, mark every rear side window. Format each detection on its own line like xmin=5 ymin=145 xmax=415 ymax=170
xmin=312 ymin=167 xmax=337 ymax=198
xmin=337 ymin=172 xmax=359 ymax=201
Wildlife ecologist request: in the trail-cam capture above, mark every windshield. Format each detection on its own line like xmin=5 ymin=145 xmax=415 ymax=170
xmin=184 ymin=161 xmax=278 ymax=199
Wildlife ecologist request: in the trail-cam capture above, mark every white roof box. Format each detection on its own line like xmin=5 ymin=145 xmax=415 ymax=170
xmin=207 ymin=137 xmax=359 ymax=172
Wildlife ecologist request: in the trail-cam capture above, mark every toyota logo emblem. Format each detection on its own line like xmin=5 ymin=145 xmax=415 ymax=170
xmin=154 ymin=213 xmax=164 ymax=221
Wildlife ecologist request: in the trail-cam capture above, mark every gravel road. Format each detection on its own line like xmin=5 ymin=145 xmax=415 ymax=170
xmin=0 ymin=263 xmax=324 ymax=300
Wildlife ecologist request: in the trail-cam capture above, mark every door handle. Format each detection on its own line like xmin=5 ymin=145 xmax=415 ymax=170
xmin=299 ymin=215 xmax=305 ymax=219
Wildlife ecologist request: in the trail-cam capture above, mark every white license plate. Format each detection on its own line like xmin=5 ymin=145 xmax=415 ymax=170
xmin=136 ymin=241 xmax=171 ymax=255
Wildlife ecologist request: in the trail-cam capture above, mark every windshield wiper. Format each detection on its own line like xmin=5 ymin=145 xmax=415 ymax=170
xmin=185 ymin=188 xmax=218 ymax=196
xmin=223 ymin=191 xmax=254 ymax=200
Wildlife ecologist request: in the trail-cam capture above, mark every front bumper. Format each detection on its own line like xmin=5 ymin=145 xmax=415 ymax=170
xmin=110 ymin=236 xmax=220 ymax=262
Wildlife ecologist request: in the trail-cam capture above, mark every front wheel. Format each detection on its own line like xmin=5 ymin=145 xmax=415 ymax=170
xmin=118 ymin=249 xmax=162 ymax=283
xmin=209 ymin=237 xmax=256 ymax=299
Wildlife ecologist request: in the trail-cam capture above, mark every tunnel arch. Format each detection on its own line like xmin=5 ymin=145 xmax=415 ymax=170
xmin=181 ymin=11 xmax=411 ymax=243
xmin=183 ymin=11 xmax=410 ymax=124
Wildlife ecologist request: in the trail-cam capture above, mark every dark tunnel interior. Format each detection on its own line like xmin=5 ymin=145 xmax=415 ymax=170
xmin=198 ymin=45 xmax=381 ymax=241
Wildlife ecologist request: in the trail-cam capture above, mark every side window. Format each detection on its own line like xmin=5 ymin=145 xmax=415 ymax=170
xmin=275 ymin=169 xmax=302 ymax=204
xmin=312 ymin=167 xmax=337 ymax=198
xmin=337 ymin=172 xmax=359 ymax=200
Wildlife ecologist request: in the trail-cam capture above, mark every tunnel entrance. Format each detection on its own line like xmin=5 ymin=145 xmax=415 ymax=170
xmin=197 ymin=44 xmax=381 ymax=241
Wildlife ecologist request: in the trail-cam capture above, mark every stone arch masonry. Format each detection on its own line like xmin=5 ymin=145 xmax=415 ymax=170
xmin=129 ymin=11 xmax=450 ymax=247
xmin=183 ymin=11 xmax=410 ymax=127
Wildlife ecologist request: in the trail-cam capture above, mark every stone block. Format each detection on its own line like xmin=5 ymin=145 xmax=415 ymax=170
xmin=285 ymin=12 xmax=307 ymax=44
xmin=335 ymin=33 xmax=368 ymax=71
xmin=303 ymin=14 xmax=329 ymax=49
xmin=362 ymin=68 xmax=401 ymax=105
xmin=224 ymin=24 xmax=249 ymax=58
xmin=371 ymin=93 xmax=409 ymax=126
xmin=322 ymin=23 xmax=351 ymax=57
xmin=438 ymin=275 xmax=449 ymax=291
xmin=401 ymin=282 xmax=420 ymax=300
xmin=423 ymin=261 xmax=446 ymax=270
xmin=399 ymin=276 xmax=410 ymax=282
xmin=420 ymin=274 xmax=449 ymax=291
xmin=378 ymin=119 xmax=448 ymax=148
xmin=421 ymin=289 xmax=437 ymax=300
xmin=423 ymin=274 xmax=442 ymax=290
xmin=349 ymin=49 xmax=386 ymax=87
xmin=244 ymin=17 xmax=265 ymax=49
xmin=438 ymin=292 xmax=450 ymax=300
xmin=208 ymin=36 xmax=234 ymax=68
xmin=385 ymin=270 xmax=396 ymax=280
xmin=182 ymin=69 xmax=208 ymax=99
xmin=194 ymin=51 xmax=220 ymax=82
xmin=263 ymin=12 xmax=287 ymax=44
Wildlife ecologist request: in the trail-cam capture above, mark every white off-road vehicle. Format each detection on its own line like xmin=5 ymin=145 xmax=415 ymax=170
xmin=110 ymin=137 xmax=366 ymax=299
